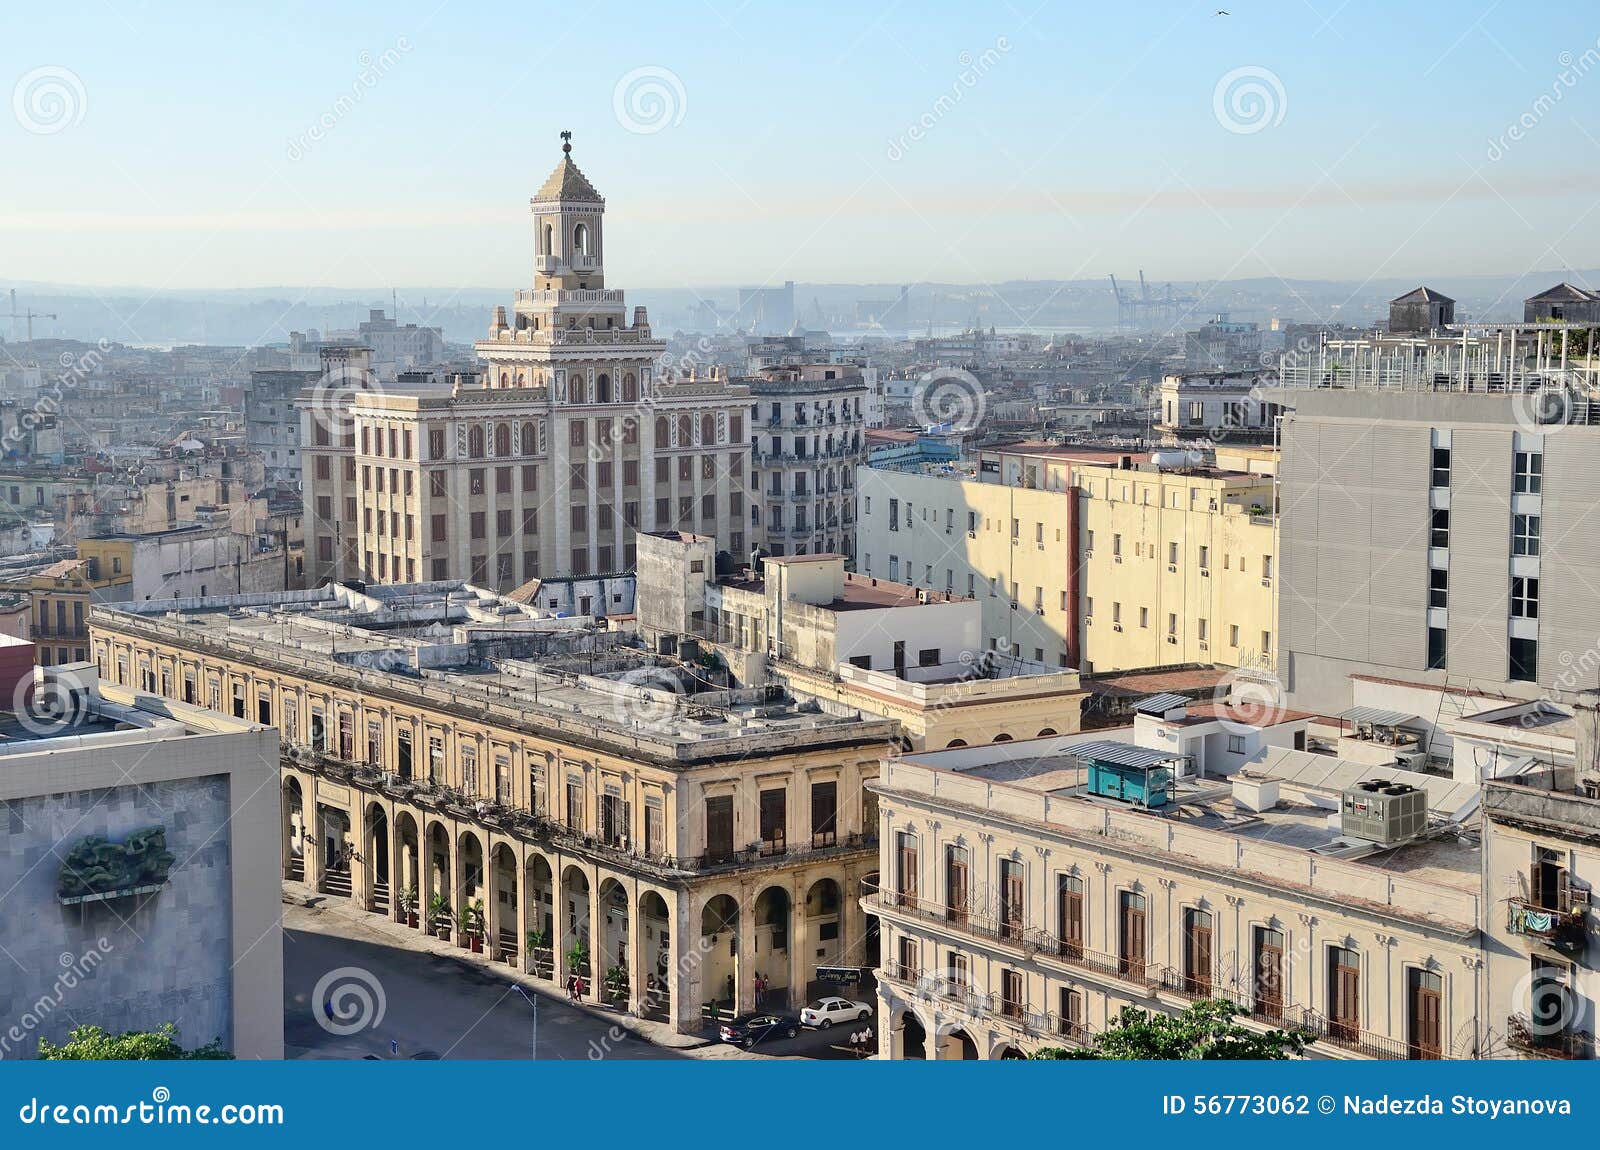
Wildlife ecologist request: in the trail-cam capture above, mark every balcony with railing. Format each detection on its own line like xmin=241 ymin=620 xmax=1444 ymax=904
xmin=863 ymin=883 xmax=1159 ymax=991
xmin=1506 ymin=892 xmax=1587 ymax=952
xmin=1506 ymin=1014 xmax=1594 ymax=1060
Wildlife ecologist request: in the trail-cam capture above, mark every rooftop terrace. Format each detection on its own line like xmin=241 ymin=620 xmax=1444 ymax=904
xmin=95 ymin=582 xmax=898 ymax=766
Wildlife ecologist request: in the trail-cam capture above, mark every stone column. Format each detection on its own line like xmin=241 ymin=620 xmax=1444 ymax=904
xmin=586 ymin=874 xmax=604 ymax=1003
xmin=485 ymin=842 xmax=503 ymax=960
xmin=418 ymin=824 xmax=435 ymax=937
xmin=549 ymin=856 xmax=567 ymax=989
xmin=789 ymin=879 xmax=809 ymax=1007
xmin=671 ymin=889 xmax=696 ymax=1034
xmin=735 ymin=886 xmax=756 ymax=1013
xmin=627 ymin=889 xmax=646 ymax=1017
xmin=515 ymin=847 xmax=531 ymax=973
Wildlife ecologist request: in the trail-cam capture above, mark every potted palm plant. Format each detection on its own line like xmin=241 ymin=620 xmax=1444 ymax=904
xmin=429 ymin=893 xmax=451 ymax=940
xmin=604 ymin=964 xmax=629 ymax=1006
xmin=526 ymin=929 xmax=552 ymax=978
xmin=467 ymin=899 xmax=486 ymax=954
xmin=397 ymin=887 xmax=419 ymax=928
xmin=565 ymin=939 xmax=589 ymax=981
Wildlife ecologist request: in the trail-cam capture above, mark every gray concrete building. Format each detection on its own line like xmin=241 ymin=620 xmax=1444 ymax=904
xmin=748 ymin=363 xmax=867 ymax=559
xmin=0 ymin=657 xmax=282 ymax=1059
xmin=1278 ymin=320 xmax=1600 ymax=714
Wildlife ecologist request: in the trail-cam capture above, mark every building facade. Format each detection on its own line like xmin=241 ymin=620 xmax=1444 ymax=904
xmin=302 ymin=141 xmax=754 ymax=591
xmin=748 ymin=364 xmax=867 ymax=560
xmin=868 ymin=718 xmax=1482 ymax=1060
xmin=90 ymin=581 xmax=897 ymax=1034
xmin=856 ymin=446 xmax=1278 ymax=674
xmin=1277 ymin=321 xmax=1600 ymax=713
xmin=0 ymin=661 xmax=282 ymax=1059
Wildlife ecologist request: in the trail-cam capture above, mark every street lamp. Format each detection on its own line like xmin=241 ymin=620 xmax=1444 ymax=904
xmin=511 ymin=985 xmax=539 ymax=1059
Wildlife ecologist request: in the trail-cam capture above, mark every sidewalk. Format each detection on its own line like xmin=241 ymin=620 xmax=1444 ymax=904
xmin=284 ymin=885 xmax=762 ymax=1059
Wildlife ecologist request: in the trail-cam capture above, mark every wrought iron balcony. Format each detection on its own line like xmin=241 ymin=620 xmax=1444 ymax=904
xmin=1506 ymin=1013 xmax=1594 ymax=1060
xmin=1507 ymin=896 xmax=1587 ymax=952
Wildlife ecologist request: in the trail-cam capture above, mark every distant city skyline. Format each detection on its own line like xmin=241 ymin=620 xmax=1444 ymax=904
xmin=4 ymin=0 xmax=1600 ymax=301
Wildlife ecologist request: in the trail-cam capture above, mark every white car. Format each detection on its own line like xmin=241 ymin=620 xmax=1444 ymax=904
xmin=800 ymin=996 xmax=873 ymax=1029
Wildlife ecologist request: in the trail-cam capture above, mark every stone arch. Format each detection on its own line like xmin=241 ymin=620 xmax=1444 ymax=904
xmin=654 ymin=415 xmax=668 ymax=443
xmin=940 ymin=1028 xmax=980 ymax=1060
xmin=364 ymin=802 xmax=390 ymax=912
xmin=393 ymin=810 xmax=420 ymax=925
xmin=1037 ymin=728 xmax=1058 ymax=737
xmin=490 ymin=842 xmax=519 ymax=960
xmin=638 ymin=889 xmax=672 ymax=1019
xmin=596 ymin=877 xmax=630 ymax=1000
xmin=622 ymin=373 xmax=637 ymax=403
xmin=700 ymin=413 xmax=715 ymax=444
xmin=520 ymin=422 xmax=536 ymax=455
xmin=568 ymin=375 xmax=585 ymax=405
xmin=282 ymin=776 xmax=306 ymax=881
xmin=804 ymin=878 xmax=842 ymax=975
xmin=992 ymin=733 xmax=1013 ymax=743
xmin=945 ymin=739 xmax=968 ymax=748
xmin=468 ymin=425 xmax=485 ymax=458
xmin=995 ymin=1042 xmax=1028 ymax=1060
xmin=494 ymin=423 xmax=511 ymax=456
xmin=700 ymin=893 xmax=742 ymax=1014
xmin=894 ymin=1009 xmax=927 ymax=1060
xmin=754 ymin=886 xmax=792 ymax=1004
xmin=573 ymin=221 xmax=589 ymax=254
xmin=596 ymin=373 xmax=612 ymax=404
xmin=525 ymin=854 xmax=555 ymax=977
xmin=561 ymin=865 xmax=592 ymax=978
xmin=425 ymin=821 xmax=452 ymax=933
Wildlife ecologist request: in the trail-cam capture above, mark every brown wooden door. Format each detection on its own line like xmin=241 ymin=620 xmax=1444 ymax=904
xmin=1058 ymin=879 xmax=1083 ymax=958
xmin=1408 ymin=970 xmax=1442 ymax=1060
xmin=1000 ymin=863 xmax=1024 ymax=940
xmin=705 ymin=796 xmax=734 ymax=863
xmin=1184 ymin=912 xmax=1213 ymax=995
xmin=946 ymin=852 xmax=969 ymax=925
xmin=1118 ymin=895 xmax=1146 ymax=979
xmin=1329 ymin=948 xmax=1360 ymax=1042
xmin=1255 ymin=928 xmax=1283 ymax=1019
xmin=897 ymin=836 xmax=918 ymax=909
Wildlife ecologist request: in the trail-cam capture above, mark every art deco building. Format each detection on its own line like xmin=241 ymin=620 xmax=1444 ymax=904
xmin=303 ymin=139 xmax=753 ymax=590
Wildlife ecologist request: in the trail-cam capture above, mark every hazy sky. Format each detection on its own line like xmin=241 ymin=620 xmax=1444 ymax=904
xmin=4 ymin=0 xmax=1600 ymax=299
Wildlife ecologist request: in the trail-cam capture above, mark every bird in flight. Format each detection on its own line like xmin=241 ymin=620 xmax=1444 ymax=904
xmin=1215 ymin=8 xmax=1229 ymax=14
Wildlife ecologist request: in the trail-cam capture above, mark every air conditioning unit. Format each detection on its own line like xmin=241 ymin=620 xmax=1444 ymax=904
xmin=1036 ymin=543 xmax=1045 ymax=551
xmin=1261 ymin=578 xmax=1272 ymax=587
xmin=1112 ymin=622 xmax=1124 ymax=632
xmin=1114 ymin=555 xmax=1123 ymax=564
xmin=1200 ymin=569 xmax=1210 ymax=578
xmin=1198 ymin=641 xmax=1209 ymax=651
xmin=1083 ymin=549 xmax=1094 ymax=558
xmin=1340 ymin=781 xmax=1427 ymax=845
xmin=1167 ymin=564 xmax=1177 ymax=573
xmin=967 ymin=530 xmax=976 ymax=539
xmin=1166 ymin=636 xmax=1177 ymax=644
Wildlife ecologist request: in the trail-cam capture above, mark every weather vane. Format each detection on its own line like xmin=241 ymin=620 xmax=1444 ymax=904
xmin=560 ymin=130 xmax=571 ymax=153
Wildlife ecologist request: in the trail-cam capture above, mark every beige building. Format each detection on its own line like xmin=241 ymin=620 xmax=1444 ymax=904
xmin=635 ymin=532 xmax=1087 ymax=751
xmin=0 ymin=659 xmax=282 ymax=1059
xmin=1481 ymin=776 xmax=1597 ymax=1059
xmin=91 ymin=580 xmax=897 ymax=1033
xmin=868 ymin=696 xmax=1486 ymax=1060
xmin=302 ymin=140 xmax=753 ymax=591
xmin=856 ymin=444 xmax=1278 ymax=675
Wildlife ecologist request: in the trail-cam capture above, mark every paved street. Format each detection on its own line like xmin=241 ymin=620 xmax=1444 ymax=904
xmin=284 ymin=901 xmax=687 ymax=1061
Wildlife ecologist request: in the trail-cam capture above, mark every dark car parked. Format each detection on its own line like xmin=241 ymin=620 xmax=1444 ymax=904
xmin=718 ymin=1012 xmax=800 ymax=1049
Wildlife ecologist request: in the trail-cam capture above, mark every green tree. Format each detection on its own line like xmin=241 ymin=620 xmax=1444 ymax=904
xmin=37 ymin=1023 xmax=232 ymax=1061
xmin=1032 ymin=1000 xmax=1308 ymax=1060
